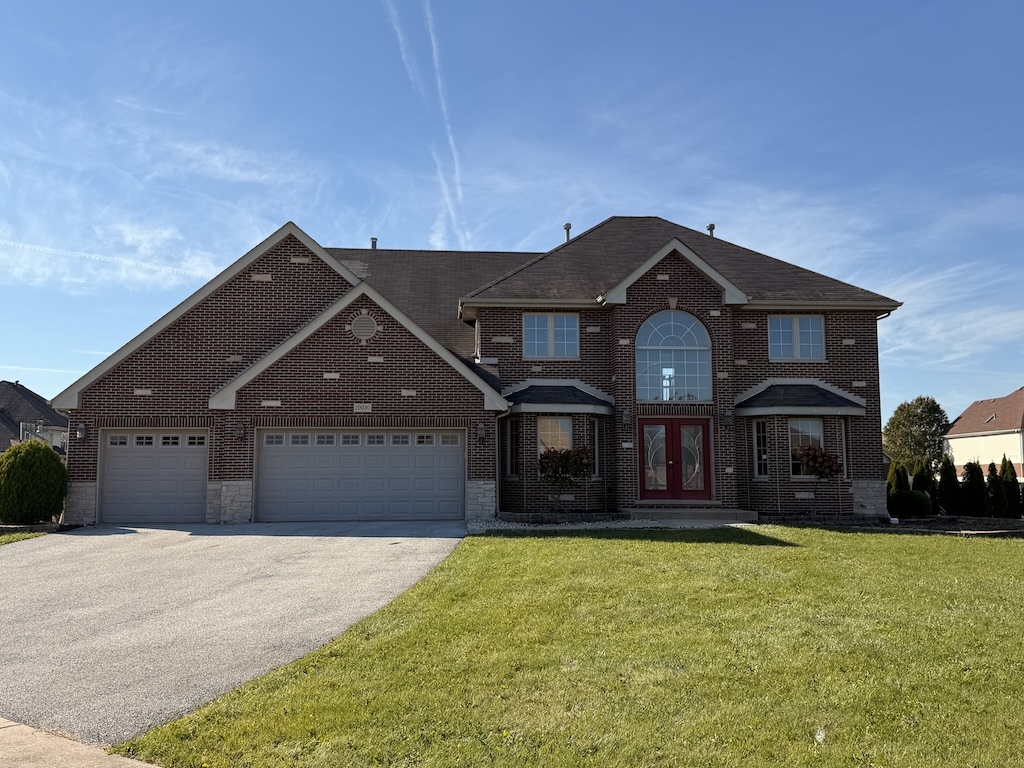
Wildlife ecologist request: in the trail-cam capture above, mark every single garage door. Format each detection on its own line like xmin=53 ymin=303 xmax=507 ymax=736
xmin=256 ymin=429 xmax=464 ymax=521
xmin=100 ymin=431 xmax=208 ymax=524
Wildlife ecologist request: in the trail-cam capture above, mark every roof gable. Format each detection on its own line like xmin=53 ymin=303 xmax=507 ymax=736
xmin=53 ymin=223 xmax=361 ymax=409
xmin=208 ymin=284 xmax=508 ymax=411
xmin=602 ymin=238 xmax=748 ymax=305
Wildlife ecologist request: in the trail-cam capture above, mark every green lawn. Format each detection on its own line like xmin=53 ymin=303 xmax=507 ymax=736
xmin=0 ymin=532 xmax=45 ymax=546
xmin=114 ymin=526 xmax=1024 ymax=767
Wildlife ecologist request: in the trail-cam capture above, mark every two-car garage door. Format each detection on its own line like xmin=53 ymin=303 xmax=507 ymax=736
xmin=256 ymin=429 xmax=465 ymax=521
xmin=99 ymin=428 xmax=466 ymax=524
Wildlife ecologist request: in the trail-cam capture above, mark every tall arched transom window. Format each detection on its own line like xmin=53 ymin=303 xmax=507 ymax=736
xmin=635 ymin=310 xmax=712 ymax=402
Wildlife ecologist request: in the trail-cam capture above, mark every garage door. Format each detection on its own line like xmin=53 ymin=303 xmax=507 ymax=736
xmin=100 ymin=432 xmax=208 ymax=524
xmin=256 ymin=430 xmax=464 ymax=521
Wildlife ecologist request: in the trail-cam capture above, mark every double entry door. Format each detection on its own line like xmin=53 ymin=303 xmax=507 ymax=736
xmin=639 ymin=418 xmax=712 ymax=500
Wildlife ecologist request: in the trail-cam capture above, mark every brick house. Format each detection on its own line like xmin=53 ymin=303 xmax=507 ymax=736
xmin=53 ymin=216 xmax=899 ymax=525
xmin=945 ymin=387 xmax=1024 ymax=477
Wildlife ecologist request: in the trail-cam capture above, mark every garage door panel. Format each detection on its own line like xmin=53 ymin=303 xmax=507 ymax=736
xmin=256 ymin=430 xmax=464 ymax=522
xmin=101 ymin=432 xmax=208 ymax=524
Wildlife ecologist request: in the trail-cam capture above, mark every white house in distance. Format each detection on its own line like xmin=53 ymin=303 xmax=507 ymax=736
xmin=945 ymin=387 xmax=1024 ymax=476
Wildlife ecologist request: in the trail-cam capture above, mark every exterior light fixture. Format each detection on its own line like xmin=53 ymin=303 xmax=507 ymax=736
xmin=476 ymin=422 xmax=487 ymax=443
xmin=723 ymin=409 xmax=735 ymax=429
xmin=76 ymin=423 xmax=87 ymax=440
xmin=233 ymin=422 xmax=247 ymax=439
xmin=621 ymin=408 xmax=633 ymax=426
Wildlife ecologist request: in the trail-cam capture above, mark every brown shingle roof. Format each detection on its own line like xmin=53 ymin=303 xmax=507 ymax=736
xmin=946 ymin=387 xmax=1024 ymax=436
xmin=464 ymin=216 xmax=900 ymax=308
xmin=325 ymin=248 xmax=540 ymax=358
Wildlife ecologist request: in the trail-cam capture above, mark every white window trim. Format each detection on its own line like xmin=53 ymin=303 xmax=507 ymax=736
xmin=523 ymin=312 xmax=580 ymax=360
xmin=768 ymin=315 xmax=825 ymax=361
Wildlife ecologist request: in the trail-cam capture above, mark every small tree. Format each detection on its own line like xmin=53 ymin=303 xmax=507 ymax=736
xmin=999 ymin=456 xmax=1022 ymax=519
xmin=537 ymin=447 xmax=593 ymax=511
xmin=960 ymin=462 xmax=988 ymax=517
xmin=911 ymin=461 xmax=939 ymax=516
xmin=796 ymin=445 xmax=843 ymax=513
xmin=0 ymin=441 xmax=68 ymax=525
xmin=937 ymin=455 xmax=961 ymax=516
xmin=882 ymin=396 xmax=950 ymax=475
xmin=887 ymin=462 xmax=910 ymax=497
xmin=986 ymin=462 xmax=1009 ymax=517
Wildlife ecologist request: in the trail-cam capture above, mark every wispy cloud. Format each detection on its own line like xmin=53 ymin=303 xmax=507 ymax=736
xmin=381 ymin=0 xmax=425 ymax=98
xmin=0 ymin=365 xmax=87 ymax=375
xmin=424 ymin=0 xmax=462 ymax=204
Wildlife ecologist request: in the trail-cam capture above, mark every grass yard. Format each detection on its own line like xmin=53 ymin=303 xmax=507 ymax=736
xmin=115 ymin=526 xmax=1024 ymax=767
xmin=0 ymin=532 xmax=45 ymax=546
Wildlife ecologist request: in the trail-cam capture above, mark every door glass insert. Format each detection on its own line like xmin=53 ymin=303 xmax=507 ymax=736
xmin=679 ymin=424 xmax=705 ymax=491
xmin=643 ymin=425 xmax=667 ymax=491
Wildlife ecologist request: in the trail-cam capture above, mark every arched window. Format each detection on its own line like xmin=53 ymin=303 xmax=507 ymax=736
xmin=635 ymin=311 xmax=712 ymax=402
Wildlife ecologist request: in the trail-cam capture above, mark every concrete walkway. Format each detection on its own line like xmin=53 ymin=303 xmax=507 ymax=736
xmin=0 ymin=719 xmax=157 ymax=768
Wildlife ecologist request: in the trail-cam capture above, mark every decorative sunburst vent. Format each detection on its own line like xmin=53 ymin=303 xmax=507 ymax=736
xmin=347 ymin=311 xmax=379 ymax=345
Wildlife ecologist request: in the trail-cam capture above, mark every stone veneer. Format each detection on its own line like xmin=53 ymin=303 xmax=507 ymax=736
xmin=466 ymin=480 xmax=496 ymax=520
xmin=63 ymin=482 xmax=97 ymax=525
xmin=851 ymin=479 xmax=888 ymax=519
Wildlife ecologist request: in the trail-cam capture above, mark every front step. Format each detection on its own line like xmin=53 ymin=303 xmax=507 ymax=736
xmin=622 ymin=507 xmax=758 ymax=523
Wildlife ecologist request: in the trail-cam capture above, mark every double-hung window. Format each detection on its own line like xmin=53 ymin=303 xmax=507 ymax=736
xmin=789 ymin=418 xmax=823 ymax=476
xmin=538 ymin=416 xmax=572 ymax=454
xmin=523 ymin=313 xmax=579 ymax=359
xmin=753 ymin=419 xmax=769 ymax=478
xmin=768 ymin=316 xmax=824 ymax=360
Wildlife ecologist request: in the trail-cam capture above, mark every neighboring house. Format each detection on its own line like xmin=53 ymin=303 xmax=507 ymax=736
xmin=945 ymin=387 xmax=1024 ymax=477
xmin=0 ymin=380 xmax=69 ymax=454
xmin=53 ymin=216 xmax=899 ymax=525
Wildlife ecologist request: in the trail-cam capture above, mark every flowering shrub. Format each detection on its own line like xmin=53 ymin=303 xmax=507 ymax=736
xmin=537 ymin=447 xmax=593 ymax=508
xmin=795 ymin=445 xmax=844 ymax=480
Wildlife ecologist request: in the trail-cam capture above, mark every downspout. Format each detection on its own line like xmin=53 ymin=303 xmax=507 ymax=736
xmin=495 ymin=406 xmax=513 ymax=518
xmin=775 ymin=415 xmax=782 ymax=516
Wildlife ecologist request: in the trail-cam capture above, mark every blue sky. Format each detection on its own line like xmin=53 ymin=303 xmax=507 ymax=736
xmin=1 ymin=1 xmax=1021 ymax=424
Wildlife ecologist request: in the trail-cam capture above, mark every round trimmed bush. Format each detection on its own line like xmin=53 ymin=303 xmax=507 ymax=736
xmin=0 ymin=441 xmax=68 ymax=525
xmin=888 ymin=490 xmax=932 ymax=519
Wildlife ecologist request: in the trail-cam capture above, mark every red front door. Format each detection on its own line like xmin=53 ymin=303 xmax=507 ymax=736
xmin=638 ymin=418 xmax=712 ymax=500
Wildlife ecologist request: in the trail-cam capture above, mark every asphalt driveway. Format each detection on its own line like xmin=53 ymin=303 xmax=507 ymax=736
xmin=0 ymin=521 xmax=465 ymax=746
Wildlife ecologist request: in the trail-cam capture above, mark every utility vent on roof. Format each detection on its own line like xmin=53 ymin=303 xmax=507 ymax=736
xmin=985 ymin=414 xmax=997 ymax=423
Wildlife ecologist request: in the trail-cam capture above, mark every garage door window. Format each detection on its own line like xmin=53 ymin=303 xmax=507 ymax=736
xmin=265 ymin=434 xmax=284 ymax=446
xmin=341 ymin=434 xmax=361 ymax=446
xmin=291 ymin=434 xmax=310 ymax=446
xmin=441 ymin=433 xmax=460 ymax=446
xmin=109 ymin=435 xmax=128 ymax=446
xmin=367 ymin=434 xmax=385 ymax=445
xmin=161 ymin=435 xmax=180 ymax=447
xmin=135 ymin=435 xmax=154 ymax=447
xmin=417 ymin=434 xmax=435 ymax=446
xmin=391 ymin=434 xmax=410 ymax=446
xmin=316 ymin=433 xmax=335 ymax=446
xmin=188 ymin=435 xmax=206 ymax=447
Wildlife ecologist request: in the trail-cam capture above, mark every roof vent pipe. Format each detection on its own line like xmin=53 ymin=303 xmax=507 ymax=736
xmin=563 ymin=222 xmax=571 ymax=242
xmin=370 ymin=237 xmax=377 ymax=249
xmin=706 ymin=223 xmax=715 ymax=237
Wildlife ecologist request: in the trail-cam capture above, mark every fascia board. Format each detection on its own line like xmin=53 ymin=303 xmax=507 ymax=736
xmin=735 ymin=405 xmax=866 ymax=417
xmin=53 ymin=222 xmax=358 ymax=410
xmin=502 ymin=379 xmax=614 ymax=403
xmin=509 ymin=403 xmax=615 ymax=415
xmin=210 ymin=283 xmax=510 ymax=412
xmin=602 ymin=238 xmax=749 ymax=305
xmin=740 ymin=300 xmax=903 ymax=313
xmin=461 ymin=297 xmax=599 ymax=309
xmin=734 ymin=377 xmax=867 ymax=409
xmin=945 ymin=428 xmax=1022 ymax=439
